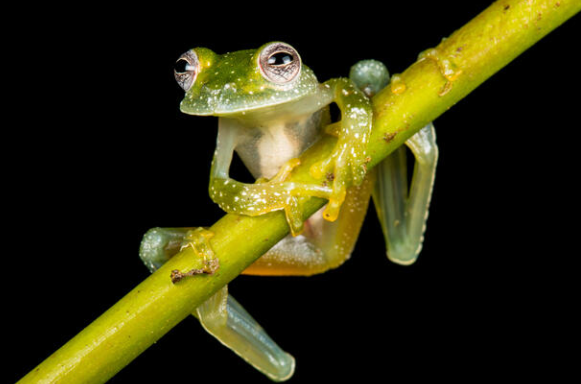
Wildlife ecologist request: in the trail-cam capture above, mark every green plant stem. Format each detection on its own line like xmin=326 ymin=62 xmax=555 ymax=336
xmin=18 ymin=1 xmax=580 ymax=383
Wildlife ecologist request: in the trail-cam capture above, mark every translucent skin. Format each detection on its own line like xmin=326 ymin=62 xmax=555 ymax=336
xmin=139 ymin=43 xmax=438 ymax=381
xmin=180 ymin=43 xmax=374 ymax=232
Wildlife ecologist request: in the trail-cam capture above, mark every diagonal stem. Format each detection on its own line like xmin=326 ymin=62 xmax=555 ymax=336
xmin=17 ymin=1 xmax=581 ymax=383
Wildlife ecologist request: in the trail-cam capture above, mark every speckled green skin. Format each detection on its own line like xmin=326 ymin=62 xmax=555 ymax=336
xmin=181 ymin=42 xmax=374 ymax=234
xmin=180 ymin=44 xmax=321 ymax=117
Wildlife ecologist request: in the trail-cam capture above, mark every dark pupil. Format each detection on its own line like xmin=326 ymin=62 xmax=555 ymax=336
xmin=175 ymin=59 xmax=190 ymax=73
xmin=268 ymin=52 xmax=293 ymax=66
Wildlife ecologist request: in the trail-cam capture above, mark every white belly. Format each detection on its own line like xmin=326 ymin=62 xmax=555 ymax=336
xmin=234 ymin=110 xmax=325 ymax=180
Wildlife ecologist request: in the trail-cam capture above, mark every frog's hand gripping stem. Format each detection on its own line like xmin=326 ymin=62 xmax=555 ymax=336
xmin=139 ymin=228 xmax=295 ymax=382
xmin=208 ymin=119 xmax=331 ymax=236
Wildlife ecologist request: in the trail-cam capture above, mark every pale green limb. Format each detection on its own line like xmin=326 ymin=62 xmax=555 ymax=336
xmin=139 ymin=227 xmax=295 ymax=381
xmin=195 ymin=287 xmax=295 ymax=382
xmin=346 ymin=52 xmax=438 ymax=266
xmin=372 ymin=123 xmax=438 ymax=265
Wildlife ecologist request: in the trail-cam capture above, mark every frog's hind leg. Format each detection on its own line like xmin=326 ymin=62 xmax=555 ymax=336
xmin=242 ymin=172 xmax=375 ymax=276
xmin=139 ymin=228 xmax=295 ymax=382
xmin=348 ymin=59 xmax=438 ymax=265
xmin=194 ymin=286 xmax=295 ymax=382
xmin=372 ymin=123 xmax=438 ymax=265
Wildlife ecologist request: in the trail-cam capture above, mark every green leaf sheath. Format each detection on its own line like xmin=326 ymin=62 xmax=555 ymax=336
xmin=18 ymin=1 xmax=580 ymax=383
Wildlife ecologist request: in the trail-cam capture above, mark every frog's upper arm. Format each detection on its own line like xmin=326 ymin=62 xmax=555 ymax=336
xmin=210 ymin=118 xmax=240 ymax=180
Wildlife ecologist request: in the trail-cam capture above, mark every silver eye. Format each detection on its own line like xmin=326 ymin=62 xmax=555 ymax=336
xmin=174 ymin=50 xmax=199 ymax=91
xmin=258 ymin=42 xmax=301 ymax=84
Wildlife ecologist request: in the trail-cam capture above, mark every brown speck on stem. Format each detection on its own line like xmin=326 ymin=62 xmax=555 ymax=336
xmin=171 ymin=259 xmax=220 ymax=284
xmin=384 ymin=132 xmax=397 ymax=143
xmin=326 ymin=173 xmax=335 ymax=182
xmin=504 ymin=4 xmax=510 ymax=11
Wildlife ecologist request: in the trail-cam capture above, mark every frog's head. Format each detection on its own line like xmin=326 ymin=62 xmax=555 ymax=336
xmin=175 ymin=42 xmax=320 ymax=117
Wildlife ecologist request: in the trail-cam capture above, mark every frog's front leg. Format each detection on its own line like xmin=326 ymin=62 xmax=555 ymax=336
xmin=372 ymin=123 xmax=438 ymax=265
xmin=139 ymin=228 xmax=295 ymax=382
xmin=209 ymin=119 xmax=332 ymax=236
xmin=310 ymin=78 xmax=373 ymax=221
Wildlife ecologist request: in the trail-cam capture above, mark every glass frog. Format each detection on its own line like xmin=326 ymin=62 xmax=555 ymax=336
xmin=139 ymin=42 xmax=438 ymax=381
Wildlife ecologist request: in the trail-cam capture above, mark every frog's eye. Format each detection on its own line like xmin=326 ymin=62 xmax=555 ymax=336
xmin=174 ymin=50 xmax=199 ymax=91
xmin=259 ymin=43 xmax=301 ymax=84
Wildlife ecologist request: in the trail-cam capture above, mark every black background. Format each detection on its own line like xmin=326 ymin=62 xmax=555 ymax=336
xmin=6 ymin=2 xmax=580 ymax=383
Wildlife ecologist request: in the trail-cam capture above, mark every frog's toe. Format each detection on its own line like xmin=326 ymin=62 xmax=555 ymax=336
xmin=322 ymin=187 xmax=346 ymax=222
xmin=171 ymin=228 xmax=219 ymax=283
xmin=271 ymin=158 xmax=301 ymax=183
xmin=284 ymin=196 xmax=305 ymax=236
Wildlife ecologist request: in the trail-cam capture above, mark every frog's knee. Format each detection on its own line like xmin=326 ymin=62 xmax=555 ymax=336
xmin=139 ymin=227 xmax=189 ymax=272
xmin=140 ymin=228 xmax=171 ymax=272
xmin=349 ymin=60 xmax=390 ymax=97
xmin=386 ymin=240 xmax=422 ymax=266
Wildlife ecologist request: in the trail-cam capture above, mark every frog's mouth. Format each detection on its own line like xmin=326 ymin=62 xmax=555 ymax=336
xmin=180 ymin=85 xmax=327 ymax=119
xmin=179 ymin=87 xmax=303 ymax=117
xmin=180 ymin=98 xmax=300 ymax=117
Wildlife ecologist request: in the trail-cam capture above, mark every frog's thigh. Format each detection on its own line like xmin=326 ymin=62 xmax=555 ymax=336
xmin=139 ymin=228 xmax=294 ymax=382
xmin=242 ymin=172 xmax=375 ymax=276
xmin=372 ymin=123 xmax=438 ymax=265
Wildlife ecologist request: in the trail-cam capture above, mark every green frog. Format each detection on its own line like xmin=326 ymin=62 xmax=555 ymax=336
xmin=139 ymin=42 xmax=438 ymax=381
